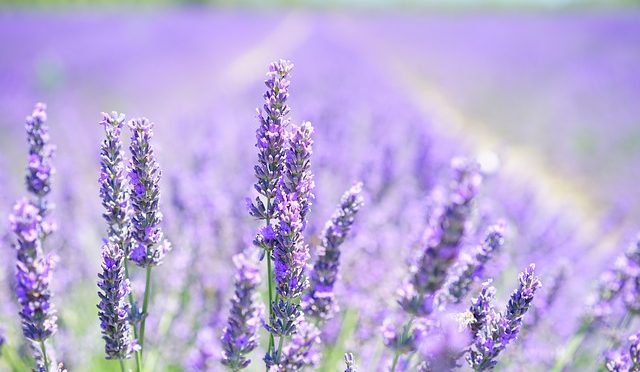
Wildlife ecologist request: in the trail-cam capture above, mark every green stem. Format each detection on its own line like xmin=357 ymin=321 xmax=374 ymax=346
xmin=134 ymin=351 xmax=142 ymax=372
xmin=38 ymin=341 xmax=49 ymax=372
xmin=321 ymin=308 xmax=358 ymax=370
xmin=123 ymin=260 xmax=137 ymax=336
xmin=123 ymin=255 xmax=142 ymax=372
xmin=139 ymin=265 xmax=153 ymax=354
xmin=405 ymin=352 xmax=417 ymax=370
xmin=551 ymin=320 xmax=592 ymax=372
xmin=389 ymin=316 xmax=415 ymax=372
xmin=267 ymin=253 xmax=275 ymax=352
xmin=119 ymin=359 xmax=126 ymax=372
xmin=390 ymin=353 xmax=400 ymax=372
xmin=265 ymin=197 xmax=276 ymax=354
xmin=277 ymin=336 xmax=285 ymax=363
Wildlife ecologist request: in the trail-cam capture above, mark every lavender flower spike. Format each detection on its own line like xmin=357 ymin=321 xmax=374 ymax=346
xmin=303 ymin=182 xmax=364 ymax=321
xmin=274 ymin=192 xmax=309 ymax=298
xmin=248 ymin=59 xmax=293 ymax=224
xmin=97 ymin=241 xmax=137 ymax=359
xmin=605 ymin=331 xmax=640 ymax=372
xmin=467 ymin=264 xmax=541 ymax=371
xmin=9 ymin=198 xmax=58 ymax=343
xmin=221 ymin=253 xmax=263 ymax=371
xmin=267 ymin=321 xmax=321 ymax=371
xmin=128 ymin=118 xmax=171 ymax=267
xmin=99 ymin=112 xmax=130 ymax=252
xmin=468 ymin=281 xmax=497 ymax=337
xmin=344 ymin=353 xmax=357 ymax=372
xmin=439 ymin=222 xmax=506 ymax=306
xmin=266 ymin=192 xmax=309 ymax=342
xmin=249 ymin=60 xmax=295 ymax=362
xmin=399 ymin=158 xmax=482 ymax=317
xmin=25 ymin=103 xmax=56 ymax=215
xmin=281 ymin=121 xmax=315 ymax=225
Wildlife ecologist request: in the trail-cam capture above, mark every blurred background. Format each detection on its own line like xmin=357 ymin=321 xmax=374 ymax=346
xmin=1 ymin=0 xmax=640 ymax=370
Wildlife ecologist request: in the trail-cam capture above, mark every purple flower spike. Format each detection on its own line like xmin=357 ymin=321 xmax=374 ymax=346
xmin=605 ymin=350 xmax=631 ymax=372
xmin=268 ymin=321 xmax=321 ymax=371
xmin=10 ymin=198 xmax=58 ymax=342
xmin=593 ymin=237 xmax=640 ymax=322
xmin=399 ymin=158 xmax=482 ymax=317
xmin=303 ymin=182 xmax=364 ymax=321
xmin=273 ymin=191 xmax=309 ymax=301
xmin=97 ymin=241 xmax=137 ymax=359
xmin=221 ymin=253 xmax=264 ymax=370
xmin=99 ymin=112 xmax=131 ymax=254
xmin=249 ymin=59 xmax=293 ymax=223
xmin=631 ymin=333 xmax=640 ymax=367
xmin=468 ymin=281 xmax=497 ymax=337
xmin=128 ymin=118 xmax=171 ymax=267
xmin=439 ymin=222 xmax=506 ymax=306
xmin=382 ymin=318 xmax=428 ymax=355
xmin=24 ymin=103 xmax=56 ymax=215
xmin=467 ymin=264 xmax=541 ymax=371
xmin=344 ymin=353 xmax=356 ymax=372
xmin=281 ymin=121 xmax=315 ymax=226
xmin=605 ymin=331 xmax=640 ymax=372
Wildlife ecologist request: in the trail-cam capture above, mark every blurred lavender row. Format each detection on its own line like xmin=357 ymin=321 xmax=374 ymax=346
xmin=0 ymin=9 xmax=639 ymax=372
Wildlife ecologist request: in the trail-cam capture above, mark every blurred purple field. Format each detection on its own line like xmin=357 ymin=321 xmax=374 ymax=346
xmin=1 ymin=8 xmax=640 ymax=372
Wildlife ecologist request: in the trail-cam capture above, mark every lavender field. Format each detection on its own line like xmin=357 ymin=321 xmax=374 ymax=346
xmin=1 ymin=7 xmax=640 ymax=372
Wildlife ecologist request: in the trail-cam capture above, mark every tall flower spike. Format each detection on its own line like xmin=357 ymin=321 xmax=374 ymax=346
xmin=281 ymin=121 xmax=315 ymax=226
xmin=249 ymin=60 xmax=296 ymax=365
xmin=9 ymin=198 xmax=58 ymax=342
xmin=439 ymin=222 xmax=505 ymax=306
xmin=467 ymin=264 xmax=541 ymax=371
xmin=99 ymin=112 xmax=131 ymax=253
xmin=303 ymin=182 xmax=364 ymax=321
xmin=399 ymin=157 xmax=482 ymax=317
xmin=128 ymin=118 xmax=171 ymax=267
xmin=221 ymin=253 xmax=263 ymax=370
xmin=24 ymin=103 xmax=56 ymax=216
xmin=248 ymin=59 xmax=293 ymax=223
xmin=97 ymin=112 xmax=137 ymax=360
xmin=97 ymin=241 xmax=137 ymax=359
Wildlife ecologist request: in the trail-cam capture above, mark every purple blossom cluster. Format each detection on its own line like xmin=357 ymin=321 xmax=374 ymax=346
xmin=128 ymin=118 xmax=171 ymax=267
xmin=605 ymin=332 xmax=640 ymax=372
xmin=398 ymin=158 xmax=482 ymax=317
xmin=97 ymin=112 xmax=137 ymax=361
xmin=593 ymin=237 xmax=640 ymax=321
xmin=221 ymin=253 xmax=263 ymax=370
xmin=270 ymin=320 xmax=321 ymax=370
xmin=303 ymin=182 xmax=364 ymax=320
xmin=6 ymin=103 xmax=60 ymax=371
xmin=249 ymin=59 xmax=292 ymax=224
xmin=97 ymin=241 xmax=137 ymax=359
xmin=467 ymin=264 xmax=542 ymax=370
xmin=24 ymin=103 xmax=55 ymax=216
xmin=10 ymin=199 xmax=58 ymax=343
xmin=439 ymin=222 xmax=506 ymax=305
